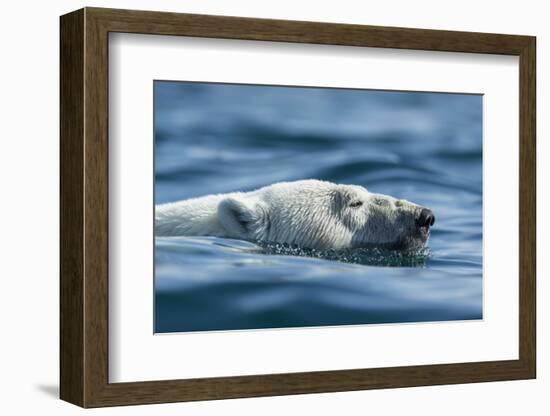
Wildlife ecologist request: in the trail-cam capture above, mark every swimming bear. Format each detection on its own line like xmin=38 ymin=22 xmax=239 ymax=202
xmin=155 ymin=179 xmax=435 ymax=250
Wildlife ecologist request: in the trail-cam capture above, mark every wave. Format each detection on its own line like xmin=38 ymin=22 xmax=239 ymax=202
xmin=157 ymin=236 xmax=431 ymax=268
xmin=258 ymin=242 xmax=431 ymax=267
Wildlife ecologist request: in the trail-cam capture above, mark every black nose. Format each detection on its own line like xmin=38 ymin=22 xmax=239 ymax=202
xmin=416 ymin=208 xmax=435 ymax=228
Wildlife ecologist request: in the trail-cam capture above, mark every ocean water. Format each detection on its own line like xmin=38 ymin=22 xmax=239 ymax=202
xmin=154 ymin=81 xmax=483 ymax=333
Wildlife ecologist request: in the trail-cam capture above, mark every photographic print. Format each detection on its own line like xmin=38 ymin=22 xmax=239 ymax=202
xmin=154 ymin=81 xmax=483 ymax=333
xmin=60 ymin=9 xmax=535 ymax=406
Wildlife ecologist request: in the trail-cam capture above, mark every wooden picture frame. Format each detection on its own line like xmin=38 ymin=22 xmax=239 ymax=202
xmin=60 ymin=7 xmax=536 ymax=408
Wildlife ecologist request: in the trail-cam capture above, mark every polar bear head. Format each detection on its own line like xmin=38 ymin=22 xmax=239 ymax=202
xmin=218 ymin=180 xmax=434 ymax=250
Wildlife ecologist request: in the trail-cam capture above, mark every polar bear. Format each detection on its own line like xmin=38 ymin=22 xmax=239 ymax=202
xmin=155 ymin=179 xmax=435 ymax=250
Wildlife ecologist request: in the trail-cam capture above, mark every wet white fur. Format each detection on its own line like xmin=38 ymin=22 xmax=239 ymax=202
xmin=155 ymin=179 xmax=428 ymax=250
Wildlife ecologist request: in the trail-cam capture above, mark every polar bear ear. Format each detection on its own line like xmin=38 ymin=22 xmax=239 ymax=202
xmin=218 ymin=196 xmax=262 ymax=238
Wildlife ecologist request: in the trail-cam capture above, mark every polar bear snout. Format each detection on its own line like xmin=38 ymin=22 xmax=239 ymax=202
xmin=416 ymin=208 xmax=435 ymax=229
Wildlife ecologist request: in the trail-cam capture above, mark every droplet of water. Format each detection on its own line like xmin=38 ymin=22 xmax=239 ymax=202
xmin=257 ymin=241 xmax=430 ymax=267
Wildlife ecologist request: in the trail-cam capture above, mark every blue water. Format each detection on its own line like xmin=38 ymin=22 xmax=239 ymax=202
xmin=154 ymin=81 xmax=483 ymax=333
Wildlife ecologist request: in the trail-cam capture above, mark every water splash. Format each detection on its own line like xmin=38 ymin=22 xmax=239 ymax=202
xmin=258 ymin=241 xmax=431 ymax=267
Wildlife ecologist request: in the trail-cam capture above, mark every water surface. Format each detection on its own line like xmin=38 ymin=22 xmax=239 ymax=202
xmin=154 ymin=81 xmax=483 ymax=333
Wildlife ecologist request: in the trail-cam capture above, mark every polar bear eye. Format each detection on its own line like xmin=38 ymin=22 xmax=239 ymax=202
xmin=373 ymin=198 xmax=390 ymax=207
xmin=349 ymin=200 xmax=363 ymax=208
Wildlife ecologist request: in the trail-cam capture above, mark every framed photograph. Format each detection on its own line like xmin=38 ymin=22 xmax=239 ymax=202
xmin=60 ymin=7 xmax=536 ymax=408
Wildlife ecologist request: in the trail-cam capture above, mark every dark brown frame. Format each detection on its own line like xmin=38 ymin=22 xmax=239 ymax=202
xmin=60 ymin=7 xmax=536 ymax=408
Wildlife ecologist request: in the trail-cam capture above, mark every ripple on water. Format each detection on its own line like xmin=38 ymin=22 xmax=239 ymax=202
xmin=258 ymin=242 xmax=431 ymax=267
